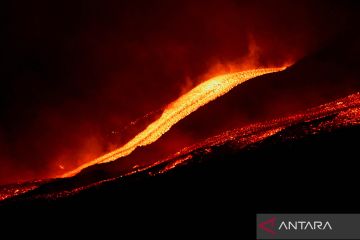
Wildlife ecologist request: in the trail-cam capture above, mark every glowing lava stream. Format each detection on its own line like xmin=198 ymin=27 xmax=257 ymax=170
xmin=62 ymin=67 xmax=286 ymax=177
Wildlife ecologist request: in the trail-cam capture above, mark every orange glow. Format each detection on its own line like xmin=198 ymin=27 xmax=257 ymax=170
xmin=0 ymin=183 xmax=39 ymax=201
xmin=62 ymin=67 xmax=286 ymax=177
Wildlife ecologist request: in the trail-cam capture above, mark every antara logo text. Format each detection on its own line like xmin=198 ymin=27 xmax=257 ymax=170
xmin=279 ymin=220 xmax=332 ymax=231
xmin=258 ymin=217 xmax=333 ymax=235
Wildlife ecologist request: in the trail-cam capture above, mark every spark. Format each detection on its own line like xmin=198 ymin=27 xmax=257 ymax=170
xmin=62 ymin=67 xmax=286 ymax=177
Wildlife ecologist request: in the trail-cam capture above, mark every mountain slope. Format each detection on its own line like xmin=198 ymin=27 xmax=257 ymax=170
xmin=1 ymin=92 xmax=360 ymax=213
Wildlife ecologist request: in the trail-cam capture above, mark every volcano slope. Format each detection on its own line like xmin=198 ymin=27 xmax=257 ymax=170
xmin=51 ymin=35 xmax=360 ymax=188
xmin=1 ymin=92 xmax=360 ymax=218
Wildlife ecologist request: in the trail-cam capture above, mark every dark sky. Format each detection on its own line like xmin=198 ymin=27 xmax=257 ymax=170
xmin=1 ymin=0 xmax=359 ymax=184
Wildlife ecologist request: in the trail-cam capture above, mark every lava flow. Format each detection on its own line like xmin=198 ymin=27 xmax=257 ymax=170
xmin=62 ymin=67 xmax=286 ymax=177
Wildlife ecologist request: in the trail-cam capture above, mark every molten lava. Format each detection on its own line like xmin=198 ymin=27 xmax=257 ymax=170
xmin=62 ymin=67 xmax=286 ymax=177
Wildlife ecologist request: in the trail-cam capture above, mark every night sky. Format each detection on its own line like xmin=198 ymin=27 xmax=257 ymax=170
xmin=1 ymin=0 xmax=360 ymax=184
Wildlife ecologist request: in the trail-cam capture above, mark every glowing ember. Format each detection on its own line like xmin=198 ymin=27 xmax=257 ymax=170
xmin=0 ymin=183 xmax=39 ymax=201
xmin=62 ymin=67 xmax=286 ymax=177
